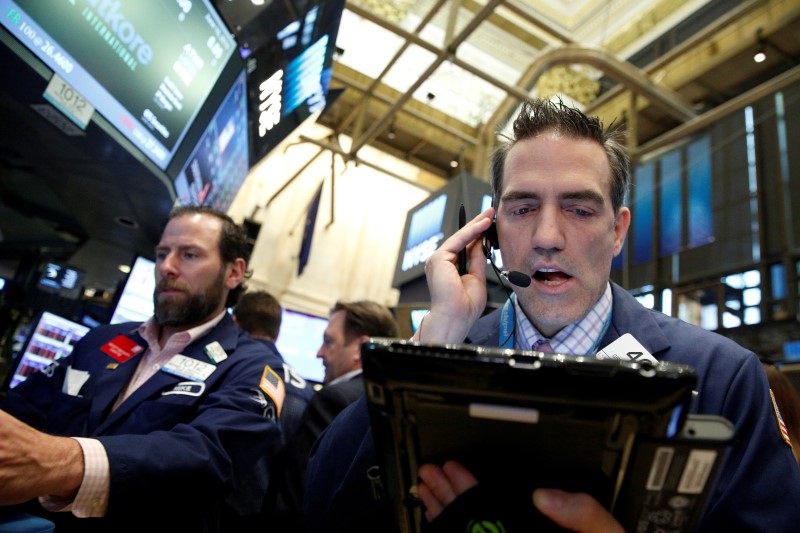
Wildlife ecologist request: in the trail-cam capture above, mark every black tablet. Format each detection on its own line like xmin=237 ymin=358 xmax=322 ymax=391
xmin=361 ymin=338 xmax=731 ymax=532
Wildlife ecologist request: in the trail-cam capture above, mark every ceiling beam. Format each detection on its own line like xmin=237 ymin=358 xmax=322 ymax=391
xmin=346 ymin=0 xmax=505 ymax=158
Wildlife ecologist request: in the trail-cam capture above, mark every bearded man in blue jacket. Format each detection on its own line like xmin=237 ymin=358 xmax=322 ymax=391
xmin=0 ymin=206 xmax=285 ymax=533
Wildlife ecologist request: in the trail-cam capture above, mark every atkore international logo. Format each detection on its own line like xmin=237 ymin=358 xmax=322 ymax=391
xmin=84 ymin=0 xmax=153 ymax=65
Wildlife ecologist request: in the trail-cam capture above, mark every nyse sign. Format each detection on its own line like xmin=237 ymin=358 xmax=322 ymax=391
xmin=258 ymin=69 xmax=283 ymax=137
xmin=401 ymin=195 xmax=448 ymax=272
xmin=402 ymin=233 xmax=443 ymax=272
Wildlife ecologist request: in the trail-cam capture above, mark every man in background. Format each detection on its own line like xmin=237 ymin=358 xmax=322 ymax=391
xmin=233 ymin=289 xmax=314 ymax=438
xmin=273 ymin=300 xmax=399 ymax=529
xmin=219 ymin=289 xmax=315 ymax=529
xmin=0 ymin=206 xmax=285 ymax=532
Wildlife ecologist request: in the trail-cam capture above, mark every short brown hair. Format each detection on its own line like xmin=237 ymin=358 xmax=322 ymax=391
xmin=331 ymin=300 xmax=399 ymax=343
xmin=490 ymin=98 xmax=629 ymax=214
xmin=233 ymin=290 xmax=282 ymax=340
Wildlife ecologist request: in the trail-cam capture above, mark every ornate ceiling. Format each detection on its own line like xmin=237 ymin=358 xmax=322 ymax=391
xmin=308 ymin=0 xmax=800 ymax=182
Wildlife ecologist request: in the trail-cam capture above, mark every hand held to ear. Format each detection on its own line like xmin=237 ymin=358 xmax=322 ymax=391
xmin=415 ymin=208 xmax=494 ymax=344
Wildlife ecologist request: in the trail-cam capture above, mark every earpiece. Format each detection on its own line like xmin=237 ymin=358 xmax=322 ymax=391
xmin=483 ymin=219 xmax=532 ymax=288
xmin=482 ymin=220 xmax=498 ymax=258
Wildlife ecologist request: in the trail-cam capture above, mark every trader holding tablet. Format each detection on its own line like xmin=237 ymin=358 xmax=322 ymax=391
xmin=304 ymin=99 xmax=800 ymax=532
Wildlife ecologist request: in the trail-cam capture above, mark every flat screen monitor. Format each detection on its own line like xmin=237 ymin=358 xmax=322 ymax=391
xmin=392 ymin=175 xmax=498 ymax=289
xmin=37 ymin=261 xmax=85 ymax=300
xmin=7 ymin=310 xmax=91 ymax=389
xmin=0 ymin=0 xmax=238 ymax=170
xmin=173 ymin=68 xmax=249 ymax=212
xmin=275 ymin=308 xmax=327 ymax=383
xmin=246 ymin=0 xmax=346 ymax=163
xmin=784 ymin=340 xmax=800 ymax=363
xmin=394 ymin=192 xmax=449 ymax=287
xmin=110 ymin=256 xmax=156 ymax=324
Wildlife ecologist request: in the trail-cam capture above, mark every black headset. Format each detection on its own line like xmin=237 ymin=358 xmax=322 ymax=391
xmin=482 ymin=220 xmax=499 ymax=257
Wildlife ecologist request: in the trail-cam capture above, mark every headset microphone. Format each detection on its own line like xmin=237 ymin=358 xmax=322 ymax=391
xmin=501 ymin=270 xmax=532 ymax=288
xmin=484 ymin=220 xmax=532 ymax=288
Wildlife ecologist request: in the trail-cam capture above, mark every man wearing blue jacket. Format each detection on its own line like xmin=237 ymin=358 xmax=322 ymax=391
xmin=0 ymin=205 xmax=285 ymax=532
xmin=304 ymin=99 xmax=800 ymax=532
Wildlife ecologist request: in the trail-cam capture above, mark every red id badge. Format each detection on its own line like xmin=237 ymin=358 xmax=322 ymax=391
xmin=100 ymin=335 xmax=144 ymax=363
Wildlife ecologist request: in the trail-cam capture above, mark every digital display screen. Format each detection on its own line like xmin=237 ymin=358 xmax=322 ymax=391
xmin=110 ymin=256 xmax=155 ymax=324
xmin=392 ymin=173 xmax=493 ymax=288
xmin=38 ymin=262 xmax=85 ymax=300
xmin=784 ymin=340 xmax=800 ymax=363
xmin=274 ymin=308 xmax=327 ymax=383
xmin=173 ymin=68 xmax=249 ymax=212
xmin=402 ymin=194 xmax=448 ymax=272
xmin=0 ymin=0 xmax=237 ymax=170
xmin=8 ymin=311 xmax=91 ymax=389
xmin=393 ymin=193 xmax=448 ymax=287
xmin=247 ymin=0 xmax=345 ymax=163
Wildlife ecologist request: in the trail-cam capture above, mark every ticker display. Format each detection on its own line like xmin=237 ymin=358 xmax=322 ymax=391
xmin=0 ymin=0 xmax=237 ymax=170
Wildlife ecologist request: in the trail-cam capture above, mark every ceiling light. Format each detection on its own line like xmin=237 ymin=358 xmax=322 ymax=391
xmin=450 ymin=158 xmax=458 ymax=168
xmin=119 ymin=264 xmax=131 ymax=274
xmin=752 ymin=28 xmax=798 ymax=66
xmin=754 ymin=27 xmax=767 ymax=63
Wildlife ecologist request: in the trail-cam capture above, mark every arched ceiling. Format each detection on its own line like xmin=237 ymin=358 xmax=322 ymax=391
xmin=314 ymin=0 xmax=800 ymax=179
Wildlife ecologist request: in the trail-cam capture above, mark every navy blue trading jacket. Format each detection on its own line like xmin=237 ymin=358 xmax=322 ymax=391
xmin=304 ymin=282 xmax=800 ymax=532
xmin=1 ymin=313 xmax=284 ymax=532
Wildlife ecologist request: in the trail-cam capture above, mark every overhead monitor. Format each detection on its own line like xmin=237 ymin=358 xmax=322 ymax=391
xmin=392 ymin=174 xmax=501 ymax=289
xmin=245 ymin=0 xmax=346 ymax=163
xmin=172 ymin=68 xmax=249 ymax=212
xmin=0 ymin=0 xmax=239 ymax=170
xmin=37 ymin=261 xmax=85 ymax=300
xmin=394 ymin=192 xmax=449 ymax=287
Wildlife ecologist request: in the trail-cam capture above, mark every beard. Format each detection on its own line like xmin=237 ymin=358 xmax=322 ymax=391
xmin=154 ymin=268 xmax=226 ymax=327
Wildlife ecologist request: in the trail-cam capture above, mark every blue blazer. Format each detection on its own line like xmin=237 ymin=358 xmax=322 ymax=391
xmin=2 ymin=314 xmax=284 ymax=532
xmin=304 ymin=283 xmax=800 ymax=532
